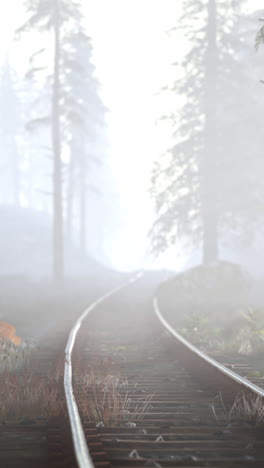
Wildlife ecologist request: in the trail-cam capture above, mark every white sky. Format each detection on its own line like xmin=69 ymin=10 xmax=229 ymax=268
xmin=0 ymin=0 xmax=263 ymax=271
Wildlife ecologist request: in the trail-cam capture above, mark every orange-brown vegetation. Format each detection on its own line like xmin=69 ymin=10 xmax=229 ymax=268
xmin=0 ymin=321 xmax=21 ymax=346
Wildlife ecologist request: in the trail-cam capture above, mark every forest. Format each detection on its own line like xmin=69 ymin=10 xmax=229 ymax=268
xmin=2 ymin=2 xmax=264 ymax=467
xmin=0 ymin=1 xmax=263 ymax=282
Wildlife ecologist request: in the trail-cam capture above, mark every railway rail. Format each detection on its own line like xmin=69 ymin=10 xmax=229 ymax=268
xmin=67 ymin=277 xmax=264 ymax=467
xmin=1 ymin=275 xmax=264 ymax=467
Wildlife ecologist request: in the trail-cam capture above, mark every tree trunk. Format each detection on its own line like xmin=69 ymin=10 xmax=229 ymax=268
xmin=52 ymin=0 xmax=64 ymax=281
xmin=202 ymin=0 xmax=218 ymax=265
xmin=80 ymin=151 xmax=87 ymax=255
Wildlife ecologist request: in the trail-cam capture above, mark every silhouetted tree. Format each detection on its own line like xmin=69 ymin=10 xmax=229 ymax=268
xmin=62 ymin=38 xmax=106 ymax=254
xmin=255 ymin=18 xmax=264 ymax=51
xmin=151 ymin=0 xmax=263 ymax=264
xmin=17 ymin=0 xmax=72 ymax=279
xmin=17 ymin=0 xmax=106 ymax=278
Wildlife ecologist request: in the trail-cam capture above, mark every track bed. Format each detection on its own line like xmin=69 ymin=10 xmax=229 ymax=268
xmin=73 ymin=289 xmax=264 ymax=467
xmin=2 ymin=278 xmax=264 ymax=467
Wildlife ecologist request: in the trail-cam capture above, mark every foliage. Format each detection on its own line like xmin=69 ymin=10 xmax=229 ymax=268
xmin=18 ymin=0 xmax=106 ymax=154
xmin=255 ymin=20 xmax=264 ymax=51
xmin=150 ymin=0 xmax=264 ymax=261
xmin=181 ymin=303 xmax=264 ymax=356
xmin=181 ymin=312 xmax=221 ymax=347
xmin=17 ymin=0 xmax=107 ymax=276
xmin=231 ymin=307 xmax=264 ymax=355
xmin=173 ymin=264 xmax=262 ymax=356
xmin=18 ymin=0 xmax=93 ymax=136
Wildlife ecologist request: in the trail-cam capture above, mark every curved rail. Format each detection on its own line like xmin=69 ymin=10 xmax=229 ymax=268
xmin=64 ymin=272 xmax=143 ymax=468
xmin=154 ymin=296 xmax=264 ymax=398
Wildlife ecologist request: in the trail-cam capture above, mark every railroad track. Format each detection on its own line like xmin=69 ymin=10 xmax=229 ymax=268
xmin=1 ymin=275 xmax=264 ymax=467
xmin=66 ymin=277 xmax=264 ymax=467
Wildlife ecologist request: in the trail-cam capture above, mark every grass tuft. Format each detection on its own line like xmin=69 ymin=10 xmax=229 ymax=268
xmin=74 ymin=369 xmax=153 ymax=425
xmin=229 ymin=392 xmax=264 ymax=426
xmin=210 ymin=391 xmax=264 ymax=427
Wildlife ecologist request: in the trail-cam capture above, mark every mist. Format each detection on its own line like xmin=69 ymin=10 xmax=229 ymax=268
xmin=0 ymin=0 xmax=262 ymax=303
xmin=2 ymin=3 xmax=264 ymax=467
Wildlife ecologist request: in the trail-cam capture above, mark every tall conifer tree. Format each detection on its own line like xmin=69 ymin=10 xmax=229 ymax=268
xmin=151 ymin=0 xmax=262 ymax=263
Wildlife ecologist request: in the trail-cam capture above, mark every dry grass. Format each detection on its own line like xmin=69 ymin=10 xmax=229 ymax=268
xmin=0 ymin=335 xmax=70 ymax=422
xmin=210 ymin=391 xmax=264 ymax=427
xmin=229 ymin=392 xmax=264 ymax=426
xmin=0 ymin=350 xmax=153 ymax=425
xmin=0 ymin=370 xmax=67 ymax=421
xmin=74 ymin=368 xmax=153 ymax=426
xmin=0 ymin=337 xmax=66 ymax=421
xmin=0 ymin=345 xmax=67 ymax=422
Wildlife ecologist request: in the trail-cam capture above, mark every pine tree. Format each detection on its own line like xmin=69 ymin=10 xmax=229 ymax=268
xmin=17 ymin=0 xmax=106 ymax=278
xmin=255 ymin=17 xmax=264 ymax=52
xmin=151 ymin=0 xmax=262 ymax=264
xmin=61 ymin=37 xmax=106 ymax=254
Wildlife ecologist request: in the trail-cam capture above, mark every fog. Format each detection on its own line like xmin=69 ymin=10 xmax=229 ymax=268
xmin=2 ymin=5 xmax=264 ymax=464
xmin=0 ymin=0 xmax=264 ymax=435
xmin=0 ymin=0 xmax=263 ymax=287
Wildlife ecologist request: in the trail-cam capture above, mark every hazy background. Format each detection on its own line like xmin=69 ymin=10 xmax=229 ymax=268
xmin=0 ymin=0 xmax=263 ymax=278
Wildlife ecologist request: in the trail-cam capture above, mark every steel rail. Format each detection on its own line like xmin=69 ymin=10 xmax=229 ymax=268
xmin=154 ymin=296 xmax=264 ymax=398
xmin=64 ymin=272 xmax=143 ymax=468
